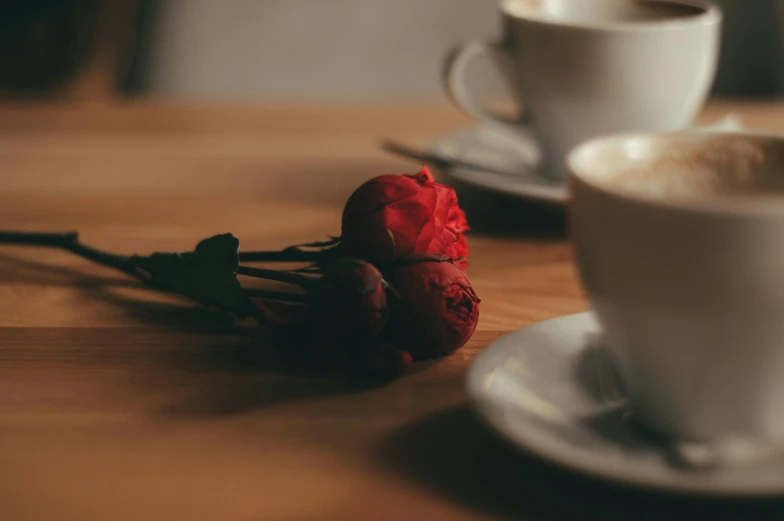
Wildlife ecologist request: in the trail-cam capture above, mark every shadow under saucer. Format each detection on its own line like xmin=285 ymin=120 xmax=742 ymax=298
xmin=446 ymin=174 xmax=566 ymax=239
xmin=377 ymin=405 xmax=784 ymax=521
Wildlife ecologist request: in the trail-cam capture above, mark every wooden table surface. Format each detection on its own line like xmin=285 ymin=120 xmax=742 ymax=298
xmin=1 ymin=101 xmax=784 ymax=521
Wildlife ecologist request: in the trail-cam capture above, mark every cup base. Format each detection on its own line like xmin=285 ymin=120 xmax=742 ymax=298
xmin=626 ymin=406 xmax=784 ymax=470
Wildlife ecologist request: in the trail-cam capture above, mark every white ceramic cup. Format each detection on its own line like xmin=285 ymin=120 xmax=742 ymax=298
xmin=442 ymin=0 xmax=722 ymax=180
xmin=569 ymin=131 xmax=784 ymax=445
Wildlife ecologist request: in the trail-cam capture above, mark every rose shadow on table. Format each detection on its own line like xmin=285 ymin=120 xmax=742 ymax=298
xmin=86 ymin=289 xmax=376 ymax=417
xmin=0 ymin=251 xmax=235 ymax=335
xmin=377 ymin=405 xmax=784 ymax=521
xmin=0 ymin=251 xmax=139 ymax=288
xmin=446 ymin=175 xmax=566 ymax=239
xmin=0 ymin=251 xmax=367 ymax=415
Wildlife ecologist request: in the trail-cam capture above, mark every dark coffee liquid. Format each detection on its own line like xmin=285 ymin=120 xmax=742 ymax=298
xmin=630 ymin=1 xmax=706 ymax=21
xmin=507 ymin=0 xmax=706 ymax=23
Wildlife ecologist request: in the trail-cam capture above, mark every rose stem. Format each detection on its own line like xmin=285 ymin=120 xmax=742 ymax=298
xmin=0 ymin=231 xmax=78 ymax=246
xmin=0 ymin=230 xmax=316 ymax=288
xmin=0 ymin=231 xmax=306 ymax=322
xmin=0 ymin=230 xmax=144 ymax=281
xmin=238 ymin=237 xmax=340 ymax=263
xmin=243 ymin=288 xmax=307 ymax=303
xmin=238 ymin=250 xmax=319 ymax=263
xmin=236 ymin=265 xmax=317 ymax=288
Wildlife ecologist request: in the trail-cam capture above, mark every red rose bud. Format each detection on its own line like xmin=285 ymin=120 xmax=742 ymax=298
xmin=306 ymin=259 xmax=388 ymax=367
xmin=389 ymin=254 xmax=480 ymax=359
xmin=340 ymin=166 xmax=470 ymax=269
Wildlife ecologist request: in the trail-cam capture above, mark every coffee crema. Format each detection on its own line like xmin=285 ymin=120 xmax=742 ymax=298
xmin=505 ymin=0 xmax=706 ymax=23
xmin=585 ymin=135 xmax=784 ymax=199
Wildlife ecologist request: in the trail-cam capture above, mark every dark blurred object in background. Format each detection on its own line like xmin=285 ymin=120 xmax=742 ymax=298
xmin=0 ymin=0 xmax=99 ymax=95
xmin=0 ymin=0 xmax=152 ymax=100
xmin=712 ymin=0 xmax=784 ymax=97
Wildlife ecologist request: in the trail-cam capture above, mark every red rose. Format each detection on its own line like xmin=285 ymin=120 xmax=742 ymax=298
xmin=388 ymin=254 xmax=480 ymax=359
xmin=340 ymin=166 xmax=470 ymax=269
xmin=306 ymin=258 xmax=388 ymax=367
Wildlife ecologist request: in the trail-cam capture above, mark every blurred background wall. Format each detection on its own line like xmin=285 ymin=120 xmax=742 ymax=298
xmin=3 ymin=0 xmax=784 ymax=101
xmin=145 ymin=0 xmax=498 ymax=100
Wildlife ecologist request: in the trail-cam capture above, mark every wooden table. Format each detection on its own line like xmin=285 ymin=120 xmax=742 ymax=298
xmin=1 ymin=101 xmax=783 ymax=521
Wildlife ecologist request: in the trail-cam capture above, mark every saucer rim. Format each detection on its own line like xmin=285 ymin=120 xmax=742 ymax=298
xmin=466 ymin=312 xmax=784 ymax=497
xmin=431 ymin=125 xmax=568 ymax=205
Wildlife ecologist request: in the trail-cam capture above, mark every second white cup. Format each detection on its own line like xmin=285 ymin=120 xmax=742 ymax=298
xmin=442 ymin=0 xmax=722 ymax=180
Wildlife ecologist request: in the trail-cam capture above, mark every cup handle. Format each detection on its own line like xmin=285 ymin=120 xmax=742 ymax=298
xmin=442 ymin=41 xmax=523 ymax=125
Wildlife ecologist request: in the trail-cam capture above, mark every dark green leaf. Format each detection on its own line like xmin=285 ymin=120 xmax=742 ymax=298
xmin=195 ymin=233 xmax=240 ymax=273
xmin=131 ymin=233 xmax=255 ymax=318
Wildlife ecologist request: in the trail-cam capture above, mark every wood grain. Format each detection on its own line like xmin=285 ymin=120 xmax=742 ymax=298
xmin=0 ymin=101 xmax=780 ymax=521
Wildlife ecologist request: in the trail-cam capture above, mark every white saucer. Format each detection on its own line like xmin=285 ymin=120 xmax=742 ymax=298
xmin=434 ymin=115 xmax=745 ymax=206
xmin=466 ymin=312 xmax=784 ymax=496
xmin=432 ymin=125 xmax=567 ymax=205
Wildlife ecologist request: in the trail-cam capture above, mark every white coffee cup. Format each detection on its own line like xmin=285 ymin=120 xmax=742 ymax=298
xmin=569 ymin=131 xmax=784 ymax=445
xmin=442 ymin=0 xmax=722 ymax=180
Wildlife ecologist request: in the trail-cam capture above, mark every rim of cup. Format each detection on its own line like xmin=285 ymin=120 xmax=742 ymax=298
xmin=568 ymin=130 xmax=784 ymax=217
xmin=500 ymin=0 xmax=722 ymax=33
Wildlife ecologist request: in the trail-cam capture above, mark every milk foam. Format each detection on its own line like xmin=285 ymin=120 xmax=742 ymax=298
xmin=576 ymin=134 xmax=784 ymax=199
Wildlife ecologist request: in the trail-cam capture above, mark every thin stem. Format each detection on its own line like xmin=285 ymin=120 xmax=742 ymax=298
xmin=290 ymin=264 xmax=322 ymax=274
xmin=0 ymin=230 xmax=145 ymax=282
xmin=0 ymin=231 xmax=78 ymax=247
xmin=0 ymin=230 xmax=289 ymax=326
xmin=238 ymin=237 xmax=340 ymax=263
xmin=243 ymin=288 xmax=307 ymax=303
xmin=299 ymin=237 xmax=340 ymax=248
xmin=237 ymin=265 xmax=318 ymax=288
xmin=238 ymin=250 xmax=320 ymax=263
xmin=66 ymin=243 xmax=144 ymax=280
